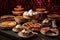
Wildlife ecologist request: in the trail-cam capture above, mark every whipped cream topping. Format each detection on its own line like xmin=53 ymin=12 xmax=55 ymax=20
xmin=42 ymin=19 xmax=49 ymax=24
xmin=23 ymin=9 xmax=39 ymax=16
xmin=15 ymin=24 xmax=22 ymax=28
xmin=21 ymin=29 xmax=31 ymax=33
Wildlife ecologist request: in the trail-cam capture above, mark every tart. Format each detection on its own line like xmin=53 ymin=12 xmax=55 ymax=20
xmin=12 ymin=24 xmax=23 ymax=32
xmin=14 ymin=16 xmax=27 ymax=23
xmin=0 ymin=21 xmax=16 ymax=29
xmin=18 ymin=29 xmax=34 ymax=38
xmin=40 ymin=27 xmax=59 ymax=36
xmin=0 ymin=15 xmax=15 ymax=19
xmin=22 ymin=22 xmax=42 ymax=31
xmin=47 ymin=14 xmax=60 ymax=19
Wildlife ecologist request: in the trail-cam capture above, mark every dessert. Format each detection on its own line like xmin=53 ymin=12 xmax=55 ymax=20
xmin=12 ymin=24 xmax=23 ymax=32
xmin=0 ymin=15 xmax=15 ymax=19
xmin=40 ymin=27 xmax=50 ymax=35
xmin=0 ymin=21 xmax=16 ymax=29
xmin=23 ymin=9 xmax=40 ymax=19
xmin=12 ymin=5 xmax=24 ymax=15
xmin=14 ymin=16 xmax=27 ymax=23
xmin=40 ymin=27 xmax=59 ymax=36
xmin=36 ymin=8 xmax=46 ymax=12
xmin=18 ymin=29 xmax=34 ymax=38
xmin=47 ymin=14 xmax=60 ymax=19
xmin=22 ymin=22 xmax=42 ymax=31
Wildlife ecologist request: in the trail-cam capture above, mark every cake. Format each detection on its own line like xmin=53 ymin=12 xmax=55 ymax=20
xmin=12 ymin=5 xmax=24 ymax=15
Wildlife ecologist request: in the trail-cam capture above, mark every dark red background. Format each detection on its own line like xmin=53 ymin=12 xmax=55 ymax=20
xmin=0 ymin=0 xmax=60 ymax=16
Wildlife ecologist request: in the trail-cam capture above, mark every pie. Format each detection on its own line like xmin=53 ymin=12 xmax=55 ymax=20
xmin=0 ymin=21 xmax=16 ymax=29
xmin=22 ymin=22 xmax=42 ymax=31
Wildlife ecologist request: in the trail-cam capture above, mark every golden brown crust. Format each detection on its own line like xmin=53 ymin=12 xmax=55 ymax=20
xmin=22 ymin=22 xmax=42 ymax=30
xmin=0 ymin=21 xmax=16 ymax=29
xmin=0 ymin=15 xmax=15 ymax=19
xmin=14 ymin=16 xmax=24 ymax=21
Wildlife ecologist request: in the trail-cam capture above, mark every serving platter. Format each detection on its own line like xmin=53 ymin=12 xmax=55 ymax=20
xmin=0 ymin=29 xmax=60 ymax=40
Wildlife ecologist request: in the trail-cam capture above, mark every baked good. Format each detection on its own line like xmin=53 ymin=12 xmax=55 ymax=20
xmin=14 ymin=16 xmax=26 ymax=23
xmin=12 ymin=5 xmax=24 ymax=15
xmin=23 ymin=9 xmax=39 ymax=19
xmin=0 ymin=21 xmax=16 ymax=29
xmin=0 ymin=15 xmax=15 ymax=19
xmin=40 ymin=27 xmax=50 ymax=35
xmin=36 ymin=8 xmax=46 ymax=12
xmin=40 ymin=27 xmax=59 ymax=36
xmin=22 ymin=22 xmax=42 ymax=31
xmin=12 ymin=24 xmax=23 ymax=32
xmin=18 ymin=29 xmax=34 ymax=38
xmin=47 ymin=14 xmax=60 ymax=19
xmin=46 ymin=28 xmax=59 ymax=36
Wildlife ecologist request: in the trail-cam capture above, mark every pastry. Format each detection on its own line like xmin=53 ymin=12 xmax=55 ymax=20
xmin=12 ymin=24 xmax=23 ymax=32
xmin=14 ymin=16 xmax=26 ymax=23
xmin=0 ymin=15 xmax=15 ymax=19
xmin=23 ymin=9 xmax=39 ymax=19
xmin=0 ymin=21 xmax=16 ymax=29
xmin=12 ymin=11 xmax=24 ymax=15
xmin=40 ymin=27 xmax=50 ymax=35
xmin=18 ymin=29 xmax=34 ymax=38
xmin=47 ymin=14 xmax=60 ymax=19
xmin=22 ymin=22 xmax=42 ymax=31
xmin=36 ymin=8 xmax=46 ymax=12
xmin=40 ymin=27 xmax=59 ymax=36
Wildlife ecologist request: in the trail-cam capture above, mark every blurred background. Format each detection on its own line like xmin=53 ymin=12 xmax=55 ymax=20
xmin=0 ymin=0 xmax=60 ymax=16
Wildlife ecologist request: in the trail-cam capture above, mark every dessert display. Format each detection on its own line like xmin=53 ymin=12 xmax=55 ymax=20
xmin=0 ymin=7 xmax=60 ymax=40
xmin=12 ymin=24 xmax=23 ymax=32
xmin=0 ymin=21 xmax=16 ymax=29
xmin=18 ymin=29 xmax=34 ymax=38
xmin=22 ymin=22 xmax=42 ymax=31
xmin=12 ymin=5 xmax=24 ymax=15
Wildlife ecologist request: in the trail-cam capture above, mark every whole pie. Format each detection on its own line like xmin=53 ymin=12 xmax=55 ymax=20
xmin=0 ymin=15 xmax=15 ymax=19
xmin=0 ymin=21 xmax=16 ymax=29
xmin=22 ymin=22 xmax=42 ymax=31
